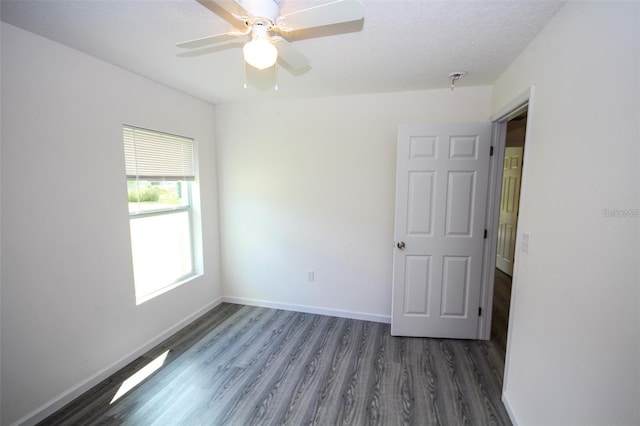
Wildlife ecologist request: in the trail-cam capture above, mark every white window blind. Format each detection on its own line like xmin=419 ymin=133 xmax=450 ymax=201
xmin=124 ymin=126 xmax=195 ymax=181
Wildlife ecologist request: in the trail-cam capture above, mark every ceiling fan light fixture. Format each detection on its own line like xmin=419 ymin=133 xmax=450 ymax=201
xmin=243 ymin=38 xmax=278 ymax=70
xmin=177 ymin=0 xmax=365 ymax=73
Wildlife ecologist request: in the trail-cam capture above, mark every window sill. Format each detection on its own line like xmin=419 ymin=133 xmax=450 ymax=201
xmin=135 ymin=272 xmax=203 ymax=305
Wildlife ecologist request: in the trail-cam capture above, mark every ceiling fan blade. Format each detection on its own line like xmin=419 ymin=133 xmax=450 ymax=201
xmin=276 ymin=0 xmax=364 ymax=32
xmin=271 ymin=36 xmax=310 ymax=69
xmin=207 ymin=0 xmax=250 ymax=20
xmin=176 ymin=31 xmax=248 ymax=49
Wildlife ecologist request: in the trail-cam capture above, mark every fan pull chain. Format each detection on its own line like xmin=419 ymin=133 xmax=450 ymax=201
xmin=275 ymin=63 xmax=279 ymax=91
xmin=243 ymin=60 xmax=248 ymax=89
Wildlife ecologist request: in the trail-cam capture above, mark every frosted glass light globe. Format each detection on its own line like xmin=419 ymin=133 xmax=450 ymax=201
xmin=243 ymin=38 xmax=278 ymax=70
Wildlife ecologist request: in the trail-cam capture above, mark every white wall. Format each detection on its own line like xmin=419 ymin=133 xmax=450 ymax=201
xmin=0 ymin=23 xmax=222 ymax=425
xmin=215 ymin=87 xmax=492 ymax=321
xmin=492 ymin=2 xmax=640 ymax=424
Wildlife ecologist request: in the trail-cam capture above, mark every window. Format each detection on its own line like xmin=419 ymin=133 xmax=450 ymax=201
xmin=123 ymin=125 xmax=199 ymax=304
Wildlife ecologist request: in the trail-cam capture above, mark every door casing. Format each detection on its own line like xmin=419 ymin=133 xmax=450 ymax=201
xmin=477 ymin=86 xmax=534 ymax=343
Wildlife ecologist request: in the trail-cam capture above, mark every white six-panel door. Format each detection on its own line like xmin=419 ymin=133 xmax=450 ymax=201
xmin=391 ymin=123 xmax=492 ymax=339
xmin=496 ymin=147 xmax=524 ymax=276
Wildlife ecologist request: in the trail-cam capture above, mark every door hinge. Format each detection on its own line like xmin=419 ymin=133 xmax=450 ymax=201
xmin=490 ymin=146 xmax=494 ymax=156
xmin=478 ymin=307 xmax=482 ymax=316
xmin=484 ymin=229 xmax=488 ymax=239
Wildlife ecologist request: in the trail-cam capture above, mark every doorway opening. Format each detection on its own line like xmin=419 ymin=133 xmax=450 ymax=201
xmin=491 ymin=111 xmax=527 ymax=358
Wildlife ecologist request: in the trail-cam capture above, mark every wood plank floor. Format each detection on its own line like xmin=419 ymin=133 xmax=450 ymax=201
xmin=40 ymin=302 xmax=512 ymax=425
xmin=491 ymin=269 xmax=512 ymax=361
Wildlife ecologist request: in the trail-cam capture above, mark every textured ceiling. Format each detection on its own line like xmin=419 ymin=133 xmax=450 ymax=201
xmin=1 ymin=0 xmax=565 ymax=104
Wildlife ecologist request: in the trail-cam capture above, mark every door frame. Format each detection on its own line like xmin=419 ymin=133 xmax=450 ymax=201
xmin=477 ymin=86 xmax=535 ymax=340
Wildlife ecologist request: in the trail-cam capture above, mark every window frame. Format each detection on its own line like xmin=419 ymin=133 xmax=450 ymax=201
xmin=123 ymin=125 xmax=201 ymax=304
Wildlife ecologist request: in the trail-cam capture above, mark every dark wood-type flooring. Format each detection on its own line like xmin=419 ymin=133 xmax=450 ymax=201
xmin=41 ymin=274 xmax=512 ymax=425
xmin=490 ymin=268 xmax=512 ymax=360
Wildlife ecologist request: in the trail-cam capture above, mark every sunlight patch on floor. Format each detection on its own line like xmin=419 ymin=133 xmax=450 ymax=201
xmin=110 ymin=350 xmax=170 ymax=404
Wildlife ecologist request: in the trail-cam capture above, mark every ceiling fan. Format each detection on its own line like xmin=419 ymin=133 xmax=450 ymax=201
xmin=177 ymin=0 xmax=365 ymax=71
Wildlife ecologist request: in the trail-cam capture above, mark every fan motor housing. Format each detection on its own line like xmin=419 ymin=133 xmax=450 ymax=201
xmin=239 ymin=0 xmax=281 ymax=23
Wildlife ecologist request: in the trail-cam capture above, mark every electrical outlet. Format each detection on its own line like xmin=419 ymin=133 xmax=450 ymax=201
xmin=306 ymin=271 xmax=314 ymax=282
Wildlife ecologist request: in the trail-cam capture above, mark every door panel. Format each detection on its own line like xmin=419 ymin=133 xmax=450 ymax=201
xmin=441 ymin=256 xmax=470 ymax=316
xmin=404 ymin=255 xmax=431 ymax=314
xmin=392 ymin=123 xmax=491 ymax=338
xmin=407 ymin=172 xmax=435 ymax=235
xmin=445 ymin=171 xmax=476 ymax=236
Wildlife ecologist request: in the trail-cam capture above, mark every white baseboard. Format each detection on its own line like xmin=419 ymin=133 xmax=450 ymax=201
xmin=502 ymin=391 xmax=518 ymax=425
xmin=13 ymin=297 xmax=223 ymax=426
xmin=222 ymin=296 xmax=391 ymax=324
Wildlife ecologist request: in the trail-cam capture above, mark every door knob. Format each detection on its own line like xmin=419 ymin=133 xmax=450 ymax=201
xmin=396 ymin=241 xmax=406 ymax=250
